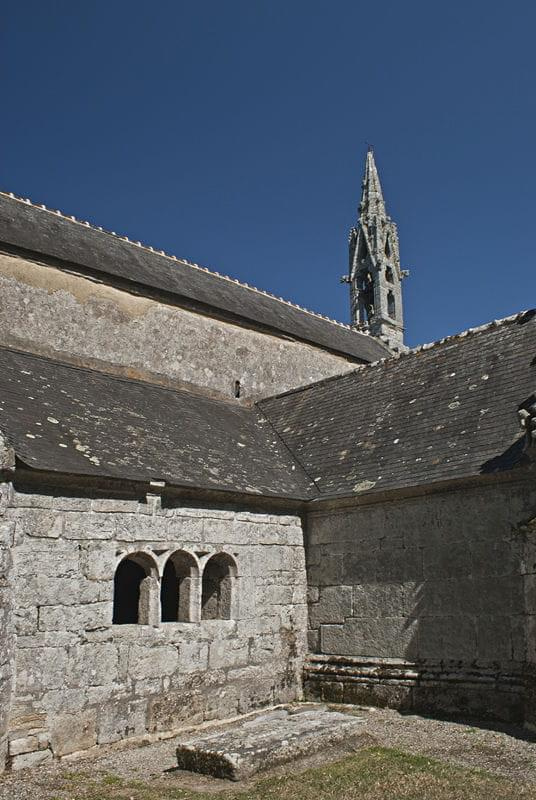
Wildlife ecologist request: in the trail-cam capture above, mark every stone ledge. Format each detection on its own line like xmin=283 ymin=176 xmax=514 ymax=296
xmin=304 ymin=654 xmax=526 ymax=723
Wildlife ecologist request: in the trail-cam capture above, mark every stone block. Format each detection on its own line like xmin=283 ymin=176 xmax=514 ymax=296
xmin=16 ymin=510 xmax=63 ymax=539
xmin=8 ymin=735 xmax=38 ymax=756
xmin=97 ymin=698 xmax=148 ymax=744
xmin=128 ymin=644 xmax=179 ymax=679
xmin=178 ymin=641 xmax=209 ymax=673
xmin=14 ymin=541 xmax=79 ymax=578
xmin=39 ymin=601 xmax=112 ymax=632
xmin=16 ymin=574 xmax=109 ymax=608
xmin=11 ymin=491 xmax=52 ymax=509
xmin=307 ymin=586 xmax=319 ymax=604
xmin=66 ymin=643 xmax=119 ymax=687
xmin=307 ymin=555 xmax=343 ymax=587
xmin=320 ymin=616 xmax=417 ymax=659
xmin=16 ymin=646 xmax=68 ymax=692
xmin=147 ymin=689 xmax=203 ymax=733
xmin=308 ymin=585 xmax=352 ymax=627
xmin=52 ymin=496 xmax=91 ymax=512
xmin=476 ymin=614 xmax=512 ymax=662
xmin=91 ymin=498 xmax=138 ymax=513
xmin=80 ymin=543 xmax=116 ymax=580
xmin=42 ymin=687 xmax=88 ymax=714
xmin=175 ymin=707 xmax=366 ymax=780
xmin=14 ymin=607 xmax=38 ymax=635
xmin=10 ymin=748 xmax=52 ymax=770
xmin=353 ymin=581 xmax=418 ymax=619
xmin=62 ymin=512 xmax=114 ymax=540
xmin=340 ymin=551 xmax=377 ymax=584
xmin=204 ymin=684 xmax=240 ymax=721
xmin=50 ymin=709 xmax=97 ymax=757
xmin=307 ymin=628 xmax=320 ymax=652
xmin=209 ymin=640 xmax=249 ymax=670
xmin=423 ymin=540 xmax=472 ymax=580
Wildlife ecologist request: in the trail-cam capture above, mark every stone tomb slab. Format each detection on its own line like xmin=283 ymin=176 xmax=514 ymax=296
xmin=175 ymin=706 xmax=365 ymax=780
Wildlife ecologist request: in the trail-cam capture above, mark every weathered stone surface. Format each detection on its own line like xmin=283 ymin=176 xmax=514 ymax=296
xmin=306 ymin=479 xmax=536 ymax=721
xmin=38 ymin=602 xmax=112 ymax=632
xmin=8 ymin=734 xmax=38 ymax=756
xmin=97 ymin=698 xmax=148 ymax=745
xmin=10 ymin=748 xmax=52 ymax=771
xmin=0 ymin=253 xmax=357 ymax=405
xmin=175 ymin=706 xmax=365 ymax=780
xmin=4 ymin=492 xmax=308 ymax=769
xmin=50 ymin=710 xmax=97 ymax=756
xmin=309 ymin=585 xmax=352 ymax=627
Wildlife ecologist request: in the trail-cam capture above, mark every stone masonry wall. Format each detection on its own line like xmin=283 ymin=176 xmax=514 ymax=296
xmin=524 ymin=516 xmax=536 ymax=730
xmin=4 ymin=489 xmax=307 ymax=770
xmin=304 ymin=479 xmax=536 ymax=723
xmin=0 ymin=484 xmax=15 ymax=770
xmin=0 ymin=253 xmax=356 ymax=403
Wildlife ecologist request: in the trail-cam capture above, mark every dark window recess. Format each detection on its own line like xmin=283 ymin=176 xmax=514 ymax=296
xmin=385 ymin=266 xmax=394 ymax=283
xmin=113 ymin=557 xmax=147 ymax=624
xmin=387 ymin=290 xmax=396 ymax=319
xmin=234 ymin=380 xmax=241 ymax=398
xmin=201 ymin=553 xmax=236 ymax=620
xmin=161 ymin=551 xmax=197 ymax=622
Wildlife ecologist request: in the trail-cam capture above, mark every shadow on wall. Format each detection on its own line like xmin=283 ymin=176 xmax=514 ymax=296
xmin=307 ymin=485 xmax=536 ymax=723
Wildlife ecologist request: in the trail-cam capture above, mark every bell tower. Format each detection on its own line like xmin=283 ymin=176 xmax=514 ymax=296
xmin=347 ymin=149 xmax=408 ymax=351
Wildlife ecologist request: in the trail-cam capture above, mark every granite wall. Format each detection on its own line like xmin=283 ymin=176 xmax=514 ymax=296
xmin=0 ymin=483 xmax=14 ymax=770
xmin=4 ymin=488 xmax=307 ymax=770
xmin=0 ymin=253 xmax=356 ymax=403
xmin=304 ymin=478 xmax=536 ymax=724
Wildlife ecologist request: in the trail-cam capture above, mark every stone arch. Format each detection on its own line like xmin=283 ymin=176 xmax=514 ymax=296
xmin=112 ymin=551 xmax=159 ymax=625
xmin=201 ymin=552 xmax=237 ymax=620
xmin=161 ymin=550 xmax=199 ymax=623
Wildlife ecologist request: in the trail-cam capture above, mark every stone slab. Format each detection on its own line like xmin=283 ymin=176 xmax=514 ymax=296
xmin=175 ymin=705 xmax=365 ymax=780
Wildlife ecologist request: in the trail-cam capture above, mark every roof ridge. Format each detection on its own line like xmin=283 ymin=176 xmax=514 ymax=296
xmin=258 ymin=309 xmax=535 ymax=403
xmin=0 ymin=189 xmax=367 ymax=335
xmin=377 ymin=309 xmax=535 ymax=366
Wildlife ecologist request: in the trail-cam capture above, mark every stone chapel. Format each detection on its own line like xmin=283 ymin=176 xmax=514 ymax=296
xmin=0 ymin=151 xmax=534 ymax=770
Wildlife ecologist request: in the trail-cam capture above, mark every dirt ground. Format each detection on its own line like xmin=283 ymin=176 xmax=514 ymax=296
xmin=1 ymin=704 xmax=535 ymax=800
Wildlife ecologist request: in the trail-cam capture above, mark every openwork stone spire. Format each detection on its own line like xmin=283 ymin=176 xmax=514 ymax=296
xmin=348 ymin=149 xmax=408 ymax=351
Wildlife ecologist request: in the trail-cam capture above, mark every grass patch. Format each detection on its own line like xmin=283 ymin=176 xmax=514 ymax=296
xmin=37 ymin=747 xmax=536 ymax=800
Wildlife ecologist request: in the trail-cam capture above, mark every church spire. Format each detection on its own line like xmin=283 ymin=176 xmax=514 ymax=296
xmin=360 ymin=147 xmax=386 ymax=219
xmin=348 ymin=149 xmax=407 ymax=352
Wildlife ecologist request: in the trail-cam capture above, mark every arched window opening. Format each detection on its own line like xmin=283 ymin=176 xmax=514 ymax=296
xmin=234 ymin=380 xmax=241 ymax=399
xmin=385 ymin=266 xmax=394 ymax=284
xmin=387 ymin=290 xmax=396 ymax=319
xmin=359 ymin=270 xmax=375 ymax=322
xmin=201 ymin=553 xmax=237 ymax=620
xmin=161 ymin=550 xmax=198 ymax=622
xmin=113 ymin=553 xmax=157 ymax=625
xmin=384 ymin=236 xmax=391 ymax=257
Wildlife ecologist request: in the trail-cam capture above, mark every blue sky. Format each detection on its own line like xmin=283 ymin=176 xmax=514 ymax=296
xmin=3 ymin=1 xmax=535 ymax=347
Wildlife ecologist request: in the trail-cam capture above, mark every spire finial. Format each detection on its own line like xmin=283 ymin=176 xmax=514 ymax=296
xmin=360 ymin=147 xmax=385 ymax=220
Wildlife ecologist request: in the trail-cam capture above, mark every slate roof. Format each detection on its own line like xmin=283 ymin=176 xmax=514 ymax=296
xmin=0 ymin=347 xmax=316 ymax=500
xmin=258 ymin=311 xmax=536 ymax=498
xmin=0 ymin=192 xmax=389 ymax=363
